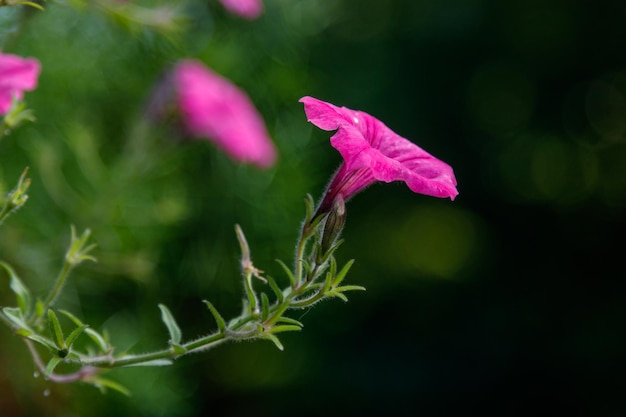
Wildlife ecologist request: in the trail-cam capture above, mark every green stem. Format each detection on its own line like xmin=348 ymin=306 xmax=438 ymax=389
xmin=37 ymin=260 xmax=73 ymax=319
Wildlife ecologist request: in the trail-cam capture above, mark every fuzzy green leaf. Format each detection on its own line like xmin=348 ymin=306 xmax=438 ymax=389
xmin=275 ymin=259 xmax=296 ymax=287
xmin=334 ymin=285 xmax=366 ymax=293
xmin=45 ymin=357 xmax=63 ymax=376
xmin=26 ymin=334 xmax=57 ymax=351
xmin=0 ymin=262 xmax=31 ymax=316
xmin=263 ymin=334 xmax=284 ymax=351
xmin=59 ymin=310 xmax=110 ymax=352
xmin=202 ymin=300 xmax=226 ymax=333
xmin=266 ymin=276 xmax=284 ymax=304
xmin=332 ymin=259 xmax=355 ymax=287
xmin=275 ymin=317 xmax=304 ymax=327
xmin=84 ymin=328 xmax=110 ymax=353
xmin=260 ymin=293 xmax=270 ymax=322
xmin=65 ymin=324 xmax=89 ymax=350
xmin=158 ymin=304 xmax=182 ymax=345
xmin=91 ymin=377 xmax=131 ymax=396
xmin=47 ymin=309 xmax=65 ymax=350
xmin=328 ymin=292 xmax=349 ymax=302
xmin=270 ymin=325 xmax=302 ymax=334
xmin=2 ymin=306 xmax=31 ymax=331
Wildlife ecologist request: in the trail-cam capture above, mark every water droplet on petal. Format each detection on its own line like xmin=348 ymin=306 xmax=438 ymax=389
xmin=353 ymin=117 xmax=359 ymax=124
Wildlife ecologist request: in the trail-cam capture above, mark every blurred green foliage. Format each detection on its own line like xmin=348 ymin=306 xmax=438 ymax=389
xmin=1 ymin=0 xmax=626 ymax=416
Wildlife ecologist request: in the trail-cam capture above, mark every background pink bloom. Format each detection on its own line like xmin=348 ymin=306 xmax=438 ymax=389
xmin=300 ymin=96 xmax=458 ymax=215
xmin=174 ymin=59 xmax=276 ymax=168
xmin=0 ymin=52 xmax=41 ymax=115
xmin=218 ymin=0 xmax=263 ymax=20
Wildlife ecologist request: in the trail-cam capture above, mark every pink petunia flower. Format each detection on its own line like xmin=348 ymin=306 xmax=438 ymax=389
xmin=218 ymin=0 xmax=263 ymax=20
xmin=172 ymin=59 xmax=276 ymax=168
xmin=300 ymin=96 xmax=458 ymax=217
xmin=0 ymin=52 xmax=41 ymax=116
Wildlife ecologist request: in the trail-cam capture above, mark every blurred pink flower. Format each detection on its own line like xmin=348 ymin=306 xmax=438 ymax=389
xmin=0 ymin=52 xmax=41 ymax=115
xmin=218 ymin=0 xmax=263 ymax=19
xmin=173 ymin=59 xmax=276 ymax=168
xmin=300 ymin=96 xmax=458 ymax=216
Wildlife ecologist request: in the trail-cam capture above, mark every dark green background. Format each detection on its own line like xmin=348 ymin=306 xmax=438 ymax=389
xmin=1 ymin=0 xmax=625 ymax=416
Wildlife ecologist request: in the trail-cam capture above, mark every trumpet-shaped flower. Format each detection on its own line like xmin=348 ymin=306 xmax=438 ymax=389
xmin=173 ymin=59 xmax=276 ymax=168
xmin=300 ymin=96 xmax=458 ymax=216
xmin=218 ymin=0 xmax=263 ymax=20
xmin=0 ymin=52 xmax=41 ymax=115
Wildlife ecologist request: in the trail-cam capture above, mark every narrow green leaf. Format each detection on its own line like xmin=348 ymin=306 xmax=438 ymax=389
xmin=202 ymin=300 xmax=226 ymax=333
xmin=158 ymin=304 xmax=182 ymax=345
xmin=84 ymin=328 xmax=110 ymax=353
xmin=91 ymin=377 xmax=131 ymax=396
xmin=260 ymin=293 xmax=270 ymax=322
xmin=275 ymin=317 xmax=304 ymax=327
xmin=263 ymin=334 xmax=284 ymax=351
xmin=65 ymin=324 xmax=89 ymax=350
xmin=328 ymin=256 xmax=337 ymax=280
xmin=334 ymin=285 xmax=366 ymax=293
xmin=0 ymin=261 xmax=31 ymax=316
xmin=58 ymin=309 xmax=84 ymax=327
xmin=45 ymin=357 xmax=63 ymax=376
xmin=318 ymin=239 xmax=344 ymax=265
xmin=2 ymin=306 xmax=31 ymax=331
xmin=270 ymin=325 xmax=302 ymax=334
xmin=275 ymin=259 xmax=296 ymax=287
xmin=61 ymin=310 xmax=110 ymax=352
xmin=47 ymin=310 xmax=65 ymax=349
xmin=266 ymin=276 xmax=284 ymax=304
xmin=26 ymin=334 xmax=57 ymax=351
xmin=332 ymin=259 xmax=355 ymax=287
xmin=329 ymin=292 xmax=349 ymax=302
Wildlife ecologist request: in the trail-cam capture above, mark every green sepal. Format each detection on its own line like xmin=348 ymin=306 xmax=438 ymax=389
xmin=47 ymin=309 xmax=65 ymax=350
xmin=0 ymin=262 xmax=31 ymax=316
xmin=304 ymin=194 xmax=315 ymax=223
xmin=45 ymin=357 xmax=63 ymax=376
xmin=158 ymin=304 xmax=182 ymax=345
xmin=202 ymin=300 xmax=226 ymax=333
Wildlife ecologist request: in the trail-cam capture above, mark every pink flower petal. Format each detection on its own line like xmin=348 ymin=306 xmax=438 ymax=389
xmin=0 ymin=52 xmax=41 ymax=115
xmin=174 ymin=59 xmax=277 ymax=168
xmin=218 ymin=0 xmax=263 ymax=20
xmin=300 ymin=96 xmax=458 ymax=215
